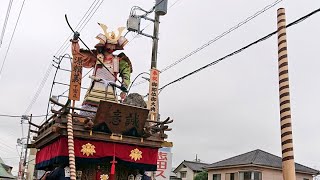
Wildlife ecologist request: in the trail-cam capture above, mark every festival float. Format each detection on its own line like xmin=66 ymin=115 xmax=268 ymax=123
xmin=30 ymin=1 xmax=173 ymax=179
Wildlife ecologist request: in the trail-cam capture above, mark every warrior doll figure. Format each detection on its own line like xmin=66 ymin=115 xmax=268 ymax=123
xmin=70 ymin=23 xmax=133 ymax=117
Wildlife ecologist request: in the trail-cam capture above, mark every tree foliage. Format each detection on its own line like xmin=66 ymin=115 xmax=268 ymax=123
xmin=194 ymin=171 xmax=208 ymax=180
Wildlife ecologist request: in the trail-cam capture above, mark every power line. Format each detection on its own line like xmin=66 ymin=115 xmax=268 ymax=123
xmin=158 ymin=7 xmax=320 ymax=92
xmin=24 ymin=64 xmax=53 ymax=114
xmin=1 ymin=157 xmax=19 ymax=160
xmin=127 ymin=0 xmax=182 ymax=45
xmin=79 ymin=0 xmax=105 ymax=32
xmin=169 ymin=0 xmax=182 ymax=8
xmin=39 ymin=67 xmax=93 ymax=125
xmin=55 ymin=0 xmax=105 ymax=57
xmin=54 ymin=0 xmax=100 ymax=56
xmin=0 ymin=0 xmax=14 ymax=48
xmin=0 ymin=139 xmax=16 ymax=154
xmin=160 ymin=0 xmax=283 ymax=73
xmin=0 ymin=114 xmax=50 ymax=118
xmin=0 ymin=144 xmax=15 ymax=154
xmin=57 ymin=68 xmax=93 ymax=98
xmin=0 ymin=0 xmax=27 ymax=78
xmin=24 ymin=0 xmax=104 ymax=114
xmin=0 ymin=140 xmax=16 ymax=151
xmin=130 ymin=0 xmax=283 ymax=88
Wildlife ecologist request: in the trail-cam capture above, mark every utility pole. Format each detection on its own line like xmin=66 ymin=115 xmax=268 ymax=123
xmin=151 ymin=13 xmax=160 ymax=69
xmin=127 ymin=1 xmax=168 ymax=178
xmin=18 ymin=115 xmax=29 ymax=180
xmin=23 ymin=114 xmax=32 ymax=179
xmin=17 ymin=138 xmax=25 ymax=180
xmin=149 ymin=1 xmax=167 ymax=178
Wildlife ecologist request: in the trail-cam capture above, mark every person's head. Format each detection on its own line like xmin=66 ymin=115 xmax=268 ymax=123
xmin=105 ymin=43 xmax=116 ymax=53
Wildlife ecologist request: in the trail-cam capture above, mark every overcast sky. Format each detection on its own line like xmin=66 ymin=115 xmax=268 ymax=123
xmin=0 ymin=0 xmax=320 ymax=175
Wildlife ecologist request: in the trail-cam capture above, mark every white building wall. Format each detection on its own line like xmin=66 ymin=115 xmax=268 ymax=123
xmin=177 ymin=167 xmax=195 ymax=180
xmin=207 ymin=166 xmax=314 ymax=180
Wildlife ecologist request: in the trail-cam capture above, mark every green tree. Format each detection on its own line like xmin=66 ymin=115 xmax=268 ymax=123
xmin=194 ymin=171 xmax=208 ymax=180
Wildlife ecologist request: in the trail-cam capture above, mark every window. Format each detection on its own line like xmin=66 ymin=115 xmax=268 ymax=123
xmin=239 ymin=171 xmax=262 ymax=180
xmin=180 ymin=171 xmax=187 ymax=178
xmin=213 ymin=174 xmax=221 ymax=180
xmin=230 ymin=173 xmax=235 ymax=180
xmin=226 ymin=173 xmax=236 ymax=180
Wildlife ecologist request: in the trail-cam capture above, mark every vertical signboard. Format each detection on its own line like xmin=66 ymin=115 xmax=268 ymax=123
xmin=68 ymin=55 xmax=83 ymax=101
xmin=155 ymin=147 xmax=172 ymax=180
xmin=147 ymin=68 xmax=160 ymax=121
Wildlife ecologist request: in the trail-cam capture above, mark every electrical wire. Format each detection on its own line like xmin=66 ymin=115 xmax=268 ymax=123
xmin=130 ymin=0 xmax=167 ymax=17
xmin=130 ymin=0 xmax=283 ymax=88
xmin=161 ymin=0 xmax=283 ymax=73
xmin=54 ymin=0 xmax=101 ymax=57
xmin=57 ymin=68 xmax=93 ymax=98
xmin=45 ymin=54 xmax=72 ymax=120
xmin=0 ymin=140 xmax=16 ymax=151
xmin=56 ymin=0 xmax=105 ymax=57
xmin=0 ymin=114 xmax=50 ymax=118
xmin=128 ymin=72 xmax=150 ymax=92
xmin=127 ymin=0 xmax=182 ymax=45
xmin=79 ymin=0 xmax=105 ymax=32
xmin=24 ymin=0 xmax=104 ymax=115
xmin=0 ymin=0 xmax=27 ymax=78
xmin=1 ymin=157 xmax=19 ymax=160
xmin=0 ymin=0 xmax=14 ymax=48
xmin=0 ymin=144 xmax=15 ymax=154
xmin=143 ymin=0 xmax=167 ymax=17
xmin=169 ymin=0 xmax=182 ymax=8
xmin=24 ymin=64 xmax=53 ymax=114
xmin=158 ymin=7 xmax=320 ymax=92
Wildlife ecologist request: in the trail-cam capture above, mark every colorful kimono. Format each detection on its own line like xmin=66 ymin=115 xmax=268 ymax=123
xmin=71 ymin=40 xmax=132 ymax=116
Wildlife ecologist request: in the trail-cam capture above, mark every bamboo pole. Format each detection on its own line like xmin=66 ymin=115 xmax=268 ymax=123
xmin=67 ymin=113 xmax=76 ymax=180
xmin=276 ymin=8 xmax=296 ymax=180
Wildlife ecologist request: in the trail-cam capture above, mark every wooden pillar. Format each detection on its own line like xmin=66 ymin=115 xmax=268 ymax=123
xmin=67 ymin=114 xmax=77 ymax=180
xmin=276 ymin=8 xmax=296 ymax=180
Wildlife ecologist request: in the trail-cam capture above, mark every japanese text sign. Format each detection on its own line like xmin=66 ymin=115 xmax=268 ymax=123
xmin=95 ymin=100 xmax=149 ymax=136
xmin=68 ymin=55 xmax=83 ymax=101
xmin=146 ymin=148 xmax=172 ymax=180
xmin=147 ymin=68 xmax=160 ymax=121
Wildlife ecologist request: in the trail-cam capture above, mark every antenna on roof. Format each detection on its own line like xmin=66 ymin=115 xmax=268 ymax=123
xmin=194 ymin=154 xmax=201 ymax=162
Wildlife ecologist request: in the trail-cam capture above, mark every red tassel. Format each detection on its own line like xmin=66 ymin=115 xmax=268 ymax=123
xmin=111 ymin=163 xmax=115 ymax=175
xmin=110 ymin=143 xmax=116 ymax=179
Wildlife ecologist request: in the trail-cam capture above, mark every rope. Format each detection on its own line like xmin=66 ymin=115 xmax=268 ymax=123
xmin=67 ymin=114 xmax=76 ymax=180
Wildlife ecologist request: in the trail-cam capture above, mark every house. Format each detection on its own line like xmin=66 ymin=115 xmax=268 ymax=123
xmin=0 ymin=158 xmax=15 ymax=179
xmin=174 ymin=160 xmax=209 ymax=180
xmin=205 ymin=149 xmax=319 ymax=180
xmin=170 ymin=170 xmax=181 ymax=180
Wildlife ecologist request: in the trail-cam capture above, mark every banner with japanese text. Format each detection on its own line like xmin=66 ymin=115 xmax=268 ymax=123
xmin=147 ymin=147 xmax=172 ymax=180
xmin=147 ymin=68 xmax=160 ymax=121
xmin=68 ymin=54 xmax=83 ymax=101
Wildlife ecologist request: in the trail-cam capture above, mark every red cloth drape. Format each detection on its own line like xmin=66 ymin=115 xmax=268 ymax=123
xmin=36 ymin=137 xmax=158 ymax=166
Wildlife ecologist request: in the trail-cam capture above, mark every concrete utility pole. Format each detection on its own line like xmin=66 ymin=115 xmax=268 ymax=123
xmin=127 ymin=1 xmax=168 ymax=179
xmin=18 ymin=140 xmax=25 ymax=180
xmin=150 ymin=1 xmax=167 ymax=178
xmin=22 ymin=114 xmax=32 ymax=179
xmin=276 ymin=8 xmax=296 ymax=180
xmin=151 ymin=13 xmax=160 ymax=69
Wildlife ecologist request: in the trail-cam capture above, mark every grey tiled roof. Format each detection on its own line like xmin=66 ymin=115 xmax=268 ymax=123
xmin=183 ymin=161 xmax=209 ymax=172
xmin=205 ymin=149 xmax=319 ymax=175
xmin=0 ymin=158 xmax=15 ymax=179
